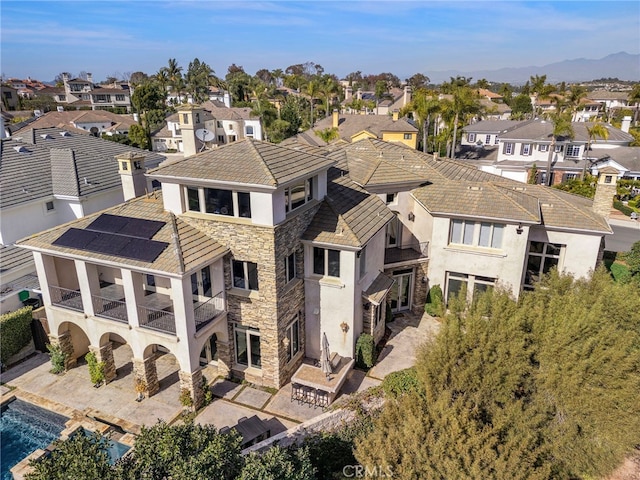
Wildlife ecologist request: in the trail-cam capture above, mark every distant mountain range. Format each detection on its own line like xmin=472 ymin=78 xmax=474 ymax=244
xmin=426 ymin=52 xmax=639 ymax=85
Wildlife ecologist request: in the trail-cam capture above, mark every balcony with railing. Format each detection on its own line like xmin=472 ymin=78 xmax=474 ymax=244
xmin=194 ymin=292 xmax=226 ymax=332
xmin=49 ymin=285 xmax=83 ymax=312
xmin=384 ymin=241 xmax=429 ymax=266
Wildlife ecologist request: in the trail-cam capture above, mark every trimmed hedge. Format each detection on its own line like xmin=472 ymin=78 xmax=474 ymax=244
xmin=425 ymin=284 xmax=444 ymax=317
xmin=381 ymin=367 xmax=421 ymax=398
xmin=613 ymin=200 xmax=634 ymax=216
xmin=1 ymin=306 xmax=33 ymax=365
xmin=355 ymin=333 xmax=376 ymax=369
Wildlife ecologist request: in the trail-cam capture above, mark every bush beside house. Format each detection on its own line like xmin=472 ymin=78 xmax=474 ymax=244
xmin=0 ymin=306 xmax=33 ymax=365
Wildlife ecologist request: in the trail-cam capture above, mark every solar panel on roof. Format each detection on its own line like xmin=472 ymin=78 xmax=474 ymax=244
xmin=86 ymin=214 xmax=165 ymax=239
xmin=86 ymin=233 xmax=131 ymax=256
xmin=52 ymin=228 xmax=99 ymax=249
xmin=124 ymin=238 xmax=169 ymax=263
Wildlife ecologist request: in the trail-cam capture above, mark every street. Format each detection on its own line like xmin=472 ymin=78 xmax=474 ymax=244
xmin=605 ymin=222 xmax=640 ymax=253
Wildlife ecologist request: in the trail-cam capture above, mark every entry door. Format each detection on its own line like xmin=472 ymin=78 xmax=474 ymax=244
xmin=199 ymin=334 xmax=218 ymax=365
xmin=390 ymin=270 xmax=413 ymax=312
xmin=191 ymin=266 xmax=212 ymax=301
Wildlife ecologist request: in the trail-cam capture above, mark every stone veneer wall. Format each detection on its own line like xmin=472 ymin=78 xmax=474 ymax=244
xmin=412 ymin=262 xmax=429 ymax=314
xmin=182 ymin=202 xmax=320 ymax=389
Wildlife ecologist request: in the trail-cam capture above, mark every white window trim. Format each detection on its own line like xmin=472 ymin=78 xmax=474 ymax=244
xmin=449 ymin=219 xmax=505 ymax=249
xmin=485 ymin=134 xmax=491 ymax=145
xmin=521 ymin=143 xmax=532 ymax=156
xmin=503 ymin=142 xmax=514 ymax=155
xmin=284 ymin=177 xmax=313 ymax=213
xmin=286 ymin=315 xmax=301 ymax=362
xmin=184 ymin=186 xmax=251 ymax=219
xmin=524 ymin=242 xmax=564 ymax=289
xmin=312 ymin=246 xmax=341 ymax=278
xmin=539 ymin=144 xmax=549 ymax=152
xmin=285 ymin=252 xmax=297 ymax=284
xmin=44 ymin=200 xmax=56 ymax=214
xmin=233 ymin=324 xmax=261 ymax=369
xmin=446 ymin=271 xmax=496 ymax=303
xmin=467 ymin=133 xmax=476 ymax=142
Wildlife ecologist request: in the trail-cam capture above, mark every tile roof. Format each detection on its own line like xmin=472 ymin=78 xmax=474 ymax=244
xmin=587 ymin=90 xmax=630 ymax=101
xmin=363 ymin=272 xmax=395 ymax=305
xmin=16 ymin=193 xmax=228 ymax=275
xmin=591 ymin=146 xmax=640 ymax=173
xmin=302 ymin=167 xmax=395 ymax=248
xmin=310 ymin=114 xmax=417 ymax=143
xmin=499 ymin=120 xmax=634 ymax=144
xmin=201 ymin=101 xmax=259 ymax=121
xmin=149 ymin=138 xmax=335 ymax=187
xmin=463 ymin=120 xmax=525 ymax=134
xmin=2 ymin=127 xmax=166 ymax=209
xmin=0 ymin=244 xmax=34 ymax=274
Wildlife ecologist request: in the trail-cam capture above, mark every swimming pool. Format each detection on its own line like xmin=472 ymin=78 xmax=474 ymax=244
xmin=0 ymin=398 xmax=68 ymax=480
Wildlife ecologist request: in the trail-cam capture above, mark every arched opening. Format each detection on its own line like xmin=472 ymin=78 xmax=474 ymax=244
xmin=90 ymin=126 xmax=99 ymax=137
xmin=57 ymin=321 xmax=90 ymax=363
xmin=142 ymin=343 xmax=181 ymax=394
xmin=199 ymin=333 xmax=218 ymax=366
xmin=99 ymin=332 xmax=133 ymax=382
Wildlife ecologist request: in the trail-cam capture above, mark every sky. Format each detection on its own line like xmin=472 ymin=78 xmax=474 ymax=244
xmin=1 ymin=0 xmax=639 ymax=83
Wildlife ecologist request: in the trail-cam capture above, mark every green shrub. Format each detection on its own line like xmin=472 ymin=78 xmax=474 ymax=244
xmin=613 ymin=200 xmax=634 ymax=216
xmin=425 ymin=284 xmax=443 ymax=317
xmin=0 ymin=306 xmax=33 ymax=365
xmin=85 ymin=351 xmax=106 ymax=385
xmin=355 ymin=333 xmax=376 ymax=369
xmin=382 ymin=368 xmax=421 ymax=398
xmin=47 ymin=343 xmax=66 ymax=374
xmin=385 ymin=302 xmax=393 ymax=323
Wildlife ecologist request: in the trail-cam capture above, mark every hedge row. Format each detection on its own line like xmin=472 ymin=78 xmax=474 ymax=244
xmin=1 ymin=306 xmax=33 ymax=365
xmin=613 ymin=200 xmax=634 ymax=216
xmin=355 ymin=333 xmax=376 ymax=369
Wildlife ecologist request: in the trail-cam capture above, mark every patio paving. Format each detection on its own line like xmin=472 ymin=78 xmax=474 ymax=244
xmin=210 ymin=378 xmax=244 ymax=400
xmin=234 ymin=386 xmax=272 ymax=409
xmin=368 ymin=311 xmax=440 ymax=380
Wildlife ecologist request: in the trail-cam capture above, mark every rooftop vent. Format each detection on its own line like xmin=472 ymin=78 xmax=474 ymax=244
xmin=468 ymin=185 xmax=482 ymax=191
xmin=13 ymin=145 xmax=28 ymax=153
xmin=59 ymin=131 xmax=71 ymax=137
xmin=513 ymin=186 xmax=526 ymax=191
xmin=40 ymin=134 xmax=52 ymax=139
xmin=541 ymin=203 xmax=553 ymax=207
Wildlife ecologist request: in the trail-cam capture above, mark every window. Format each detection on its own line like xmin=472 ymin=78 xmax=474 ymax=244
xmin=115 ymin=94 xmax=125 ymax=101
xmin=450 ymin=220 xmax=504 ymax=249
xmin=285 ymin=178 xmax=313 ymax=213
xmin=386 ymin=216 xmax=400 ymax=247
xmin=217 ymin=135 xmax=225 ymax=143
xmin=521 ymin=143 xmax=532 ymax=155
xmin=605 ymin=175 xmax=613 ymax=184
xmin=234 ymin=325 xmax=261 ymax=368
xmin=374 ymin=303 xmax=384 ymax=326
xmin=286 ymin=316 xmax=300 ymax=361
xmin=232 ymin=260 xmax=259 ymax=291
xmin=467 ymin=133 xmax=476 ymax=142
xmin=494 ymin=136 xmax=500 ymax=145
xmin=566 ymin=144 xmax=581 ymax=157
xmin=564 ymin=173 xmax=578 ymax=181
xmin=486 ymin=134 xmax=491 ymax=145
xmin=285 ymin=252 xmax=296 ymax=283
xmin=183 ymin=114 xmax=189 ymax=124
xmin=45 ymin=201 xmax=55 ymax=211
xmin=59 ymin=94 xmax=66 ymax=101
xmin=446 ymin=271 xmax=496 ymax=303
xmin=195 ymin=113 xmax=200 ymax=123
xmin=186 ymin=186 xmax=251 ymax=218
xmin=121 ymin=161 xmax=128 ymax=171
xmin=403 ymin=133 xmax=412 ymax=140
xmin=217 ymin=121 xmax=222 ymax=128
xmin=478 ymin=222 xmax=504 ymax=248
xmin=313 ymin=247 xmax=340 ymax=278
xmin=554 ymin=145 xmax=563 ymax=153
xmin=385 ymin=193 xmax=397 ymax=205
xmin=237 ymin=192 xmax=251 ymax=217
xmin=229 ymin=135 xmax=237 ymax=142
xmin=503 ymin=142 xmax=514 ymax=155
xmin=246 ymin=126 xmax=254 ymax=137
xmin=539 ymin=144 xmax=549 ymax=152
xmin=186 ymin=187 xmax=200 ymax=211
xmin=358 ymin=246 xmax=367 ymax=279
xmin=524 ymin=241 xmax=563 ymax=289
xmin=205 ymin=188 xmax=233 ymax=215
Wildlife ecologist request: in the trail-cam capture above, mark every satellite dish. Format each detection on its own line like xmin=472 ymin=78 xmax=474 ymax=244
xmin=195 ymin=128 xmax=215 ymax=152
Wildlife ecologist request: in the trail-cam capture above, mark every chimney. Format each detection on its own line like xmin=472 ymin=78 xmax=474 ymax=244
xmin=223 ymin=91 xmax=231 ymax=108
xmin=403 ymin=85 xmax=412 ymax=107
xmin=621 ymin=116 xmax=631 ymax=133
xmin=592 ymin=166 xmax=619 ymax=219
xmin=178 ymin=104 xmax=204 ymax=157
xmin=62 ymin=73 xmax=69 ymax=83
xmin=356 ymin=88 xmax=362 ymax=101
xmin=392 ymin=109 xmax=399 ymax=121
xmin=87 ymin=73 xmax=93 ymax=84
xmin=117 ymin=152 xmax=147 ymax=201
xmin=332 ymin=109 xmax=339 ymax=129
xmin=345 ymin=86 xmax=352 ymax=101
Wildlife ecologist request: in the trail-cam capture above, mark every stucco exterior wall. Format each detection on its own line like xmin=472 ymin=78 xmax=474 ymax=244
xmin=382 ymin=131 xmax=417 ymax=149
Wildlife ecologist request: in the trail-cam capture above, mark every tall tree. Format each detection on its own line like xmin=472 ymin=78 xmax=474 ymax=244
xmin=407 ymin=73 xmax=430 ymax=90
xmin=629 ymin=82 xmax=640 ymax=125
xmin=582 ymin=121 xmax=610 ymax=178
xmin=544 ymin=109 xmax=574 ymax=185
xmin=401 ymin=88 xmax=441 ymax=153
xmin=185 ymin=58 xmax=214 ymax=103
xmin=163 ymin=58 xmax=183 ymax=102
xmin=305 ymin=80 xmax=319 ymax=125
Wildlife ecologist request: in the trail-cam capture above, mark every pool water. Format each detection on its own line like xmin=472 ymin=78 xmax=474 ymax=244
xmin=81 ymin=429 xmax=131 ymax=465
xmin=0 ymin=399 xmax=68 ymax=480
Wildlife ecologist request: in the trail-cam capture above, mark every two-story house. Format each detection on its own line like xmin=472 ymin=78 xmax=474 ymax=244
xmin=36 ymin=74 xmax=132 ymax=112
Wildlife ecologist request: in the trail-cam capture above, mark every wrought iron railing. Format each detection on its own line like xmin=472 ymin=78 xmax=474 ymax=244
xmin=49 ymin=285 xmax=84 ymax=312
xmin=92 ymin=295 xmax=128 ymax=323
xmin=137 ymin=305 xmax=176 ymax=335
xmin=384 ymin=241 xmax=429 ymax=265
xmin=194 ymin=292 xmax=226 ymax=331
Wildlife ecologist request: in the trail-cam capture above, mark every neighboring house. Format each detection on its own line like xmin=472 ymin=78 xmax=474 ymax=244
xmin=283 ymin=110 xmax=418 ymax=149
xmin=589 ymin=146 xmax=640 ymax=180
xmin=1 ymin=86 xmax=19 ymax=110
xmin=587 ymin=90 xmax=631 ymax=111
xmin=151 ymin=102 xmax=264 ymax=153
xmin=342 ymin=86 xmax=413 ymax=116
xmin=0 ymin=128 xmax=166 ymax=312
xmin=36 ymin=73 xmax=132 ymax=112
xmin=12 ymin=110 xmax=137 ymax=137
xmin=462 ymin=119 xmax=634 ymax=184
xmin=16 ymin=134 xmax=613 ymax=407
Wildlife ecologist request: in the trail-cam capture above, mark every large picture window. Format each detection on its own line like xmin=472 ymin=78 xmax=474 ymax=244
xmin=235 ymin=325 xmax=261 ymax=368
xmin=446 ymin=271 xmax=496 ymax=303
xmin=313 ymin=247 xmax=340 ymax=278
xmin=285 ymin=178 xmax=313 ymax=213
xmin=185 ymin=186 xmax=251 ymax=219
xmin=286 ymin=316 xmax=300 ymax=361
xmin=232 ymin=260 xmax=259 ymax=291
xmin=524 ymin=241 xmax=563 ymax=289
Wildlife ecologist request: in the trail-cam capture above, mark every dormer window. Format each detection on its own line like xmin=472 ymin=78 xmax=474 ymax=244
xmin=285 ymin=178 xmax=313 ymax=213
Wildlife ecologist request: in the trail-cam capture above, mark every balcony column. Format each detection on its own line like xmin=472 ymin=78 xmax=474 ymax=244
xmin=74 ymin=260 xmax=100 ymax=317
xmin=178 ymin=369 xmax=204 ymax=410
xmin=170 ymin=277 xmax=196 ymax=367
xmin=215 ymin=338 xmax=232 ymax=379
xmin=89 ymin=342 xmax=116 ymax=383
xmin=133 ymin=356 xmax=159 ymax=397
xmin=33 ymin=252 xmax=59 ymax=307
xmin=121 ymin=269 xmax=143 ymax=328
xmin=49 ymin=331 xmax=77 ymax=370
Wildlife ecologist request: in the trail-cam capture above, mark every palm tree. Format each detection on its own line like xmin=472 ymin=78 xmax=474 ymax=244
xmin=164 ymin=58 xmax=183 ymax=103
xmin=444 ymin=86 xmax=482 ymax=158
xmin=305 ymin=80 xmax=319 ymax=126
xmin=155 ymin=69 xmax=169 ymax=98
xmin=582 ymin=121 xmax=610 ymax=179
xmin=629 ymin=83 xmax=640 ymax=126
xmin=401 ymin=88 xmax=440 ymax=153
xmin=320 ymin=77 xmax=339 ymax=118
xmin=544 ymin=111 xmax=574 ymax=186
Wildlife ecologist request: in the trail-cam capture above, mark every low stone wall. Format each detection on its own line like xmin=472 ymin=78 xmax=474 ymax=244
xmin=242 ymin=407 xmax=357 ymax=454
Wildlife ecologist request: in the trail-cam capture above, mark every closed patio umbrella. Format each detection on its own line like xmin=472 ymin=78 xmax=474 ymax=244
xmin=321 ymin=332 xmax=332 ymax=379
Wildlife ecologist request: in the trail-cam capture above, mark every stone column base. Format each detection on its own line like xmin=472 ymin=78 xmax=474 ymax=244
xmin=49 ymin=332 xmax=77 ymax=370
xmin=90 ymin=343 xmax=116 ymax=383
xmin=216 ymin=340 xmax=232 ymax=379
xmin=133 ymin=356 xmax=159 ymax=397
xmin=179 ymin=370 xmax=204 ymax=410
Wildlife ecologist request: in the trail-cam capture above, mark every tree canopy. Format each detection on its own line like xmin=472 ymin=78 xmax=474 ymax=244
xmin=355 ymin=268 xmax=640 ymax=479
